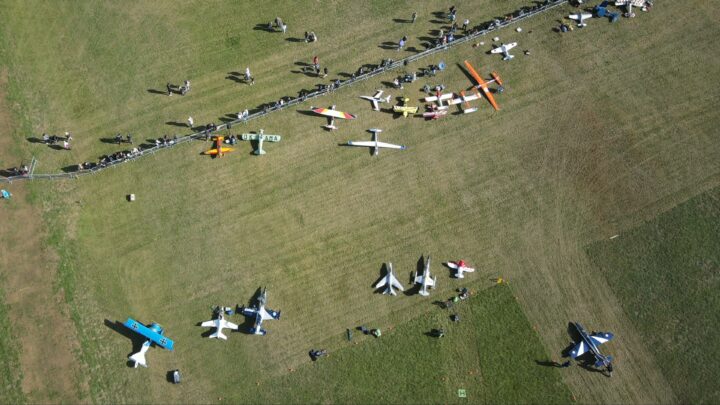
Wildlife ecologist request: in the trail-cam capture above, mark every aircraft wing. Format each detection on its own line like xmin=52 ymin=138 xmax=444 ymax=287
xmin=200 ymin=319 xmax=217 ymax=328
xmin=123 ymin=318 xmax=174 ymax=351
xmin=570 ymin=341 xmax=588 ymax=358
xmin=590 ymin=332 xmax=614 ymax=346
xmin=347 ymin=141 xmax=376 ymax=147
xmin=220 ymin=319 xmax=239 ymax=330
xmin=375 ymin=141 xmax=406 ymax=150
xmin=259 ymin=307 xmax=275 ymax=321
xmin=389 ymin=274 xmax=404 ymax=291
xmin=426 ymin=276 xmax=435 ymax=287
xmin=464 ymin=60 xmax=488 ymax=88
xmin=446 ymin=262 xmax=459 ymax=269
xmin=490 ymin=47 xmax=504 ymax=54
xmin=480 ymin=86 xmax=500 ymax=111
xmin=374 ymin=276 xmax=388 ymax=289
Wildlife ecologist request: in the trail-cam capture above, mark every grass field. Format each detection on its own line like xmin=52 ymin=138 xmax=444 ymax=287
xmin=1 ymin=0 xmax=719 ymax=403
xmin=586 ymin=187 xmax=720 ymax=405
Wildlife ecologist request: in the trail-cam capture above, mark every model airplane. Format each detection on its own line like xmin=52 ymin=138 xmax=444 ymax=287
xmin=569 ymin=322 xmax=614 ymax=368
xmin=374 ymin=263 xmax=405 ymax=296
xmin=448 ymin=89 xmax=481 ymax=113
xmin=122 ymin=318 xmax=175 ymax=368
xmin=412 ymin=255 xmax=437 ymax=296
xmin=463 ymin=60 xmax=504 ymax=111
xmin=360 ymin=90 xmax=391 ymax=111
xmin=392 ymin=97 xmax=419 ymax=118
xmin=423 ymin=91 xmax=453 ymax=110
xmin=240 ymin=129 xmax=281 ymax=155
xmin=203 ymin=135 xmax=234 ymax=157
xmin=446 ymin=260 xmax=476 ymax=278
xmin=490 ymin=42 xmax=518 ymax=60
xmin=311 ymin=106 xmax=357 ymax=130
xmin=239 ymin=287 xmax=281 ymax=335
xmin=199 ymin=307 xmax=239 ymax=340
xmin=568 ymin=13 xmax=593 ymax=27
xmin=346 ymin=128 xmax=406 ymax=156
xmin=422 ymin=106 xmax=449 ymax=120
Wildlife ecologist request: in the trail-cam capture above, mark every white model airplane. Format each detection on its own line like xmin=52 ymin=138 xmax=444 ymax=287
xmin=199 ymin=307 xmax=239 ymax=340
xmin=490 ymin=42 xmax=518 ymax=60
xmin=346 ymin=128 xmax=406 ymax=156
xmin=424 ymin=92 xmax=453 ymax=110
xmin=568 ymin=13 xmax=593 ymax=27
xmin=447 ymin=89 xmax=481 ymax=113
xmin=360 ymin=90 xmax=391 ymax=111
xmin=374 ymin=263 xmax=405 ymax=296
xmin=446 ymin=260 xmax=476 ymax=279
xmin=239 ymin=288 xmax=281 ymax=335
xmin=412 ymin=255 xmax=437 ymax=296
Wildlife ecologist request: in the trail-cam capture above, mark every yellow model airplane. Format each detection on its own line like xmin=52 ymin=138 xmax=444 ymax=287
xmin=392 ymin=97 xmax=419 ymax=118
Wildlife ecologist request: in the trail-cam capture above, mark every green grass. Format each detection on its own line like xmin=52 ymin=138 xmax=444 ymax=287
xmin=253 ymin=284 xmax=573 ymax=404
xmin=0 ymin=285 xmax=24 ymax=404
xmin=586 ymin=187 xmax=720 ymax=405
xmin=0 ymin=0 xmax=719 ymax=403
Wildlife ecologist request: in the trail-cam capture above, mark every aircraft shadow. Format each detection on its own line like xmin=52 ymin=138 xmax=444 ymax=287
xmin=371 ymin=263 xmax=388 ymax=294
xmin=104 ymin=319 xmax=148 ymax=368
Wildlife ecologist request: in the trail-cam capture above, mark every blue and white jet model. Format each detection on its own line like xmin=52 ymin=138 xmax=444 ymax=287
xmin=239 ymin=288 xmax=281 ymax=335
xmin=122 ymin=318 xmax=175 ymax=368
xmin=569 ymin=322 xmax=614 ymax=368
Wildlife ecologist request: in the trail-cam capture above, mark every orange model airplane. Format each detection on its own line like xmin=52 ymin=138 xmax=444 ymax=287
xmin=203 ymin=135 xmax=234 ymax=157
xmin=463 ymin=60 xmax=504 ymax=111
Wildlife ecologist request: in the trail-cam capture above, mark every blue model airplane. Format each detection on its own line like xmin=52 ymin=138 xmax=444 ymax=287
xmin=569 ymin=322 xmax=614 ymax=368
xmin=123 ymin=318 xmax=175 ymax=368
xmin=239 ymin=288 xmax=281 ymax=335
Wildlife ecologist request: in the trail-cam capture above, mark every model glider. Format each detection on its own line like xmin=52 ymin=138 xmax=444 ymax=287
xmin=360 ymin=90 xmax=391 ymax=111
xmin=392 ymin=97 xmax=419 ymax=118
xmin=448 ymin=89 xmax=481 ymax=114
xmin=569 ymin=322 xmax=614 ymax=368
xmin=463 ymin=60 xmax=504 ymax=111
xmin=446 ymin=260 xmax=476 ymax=278
xmin=374 ymin=263 xmax=405 ymax=296
xmin=239 ymin=287 xmax=281 ymax=335
xmin=311 ymin=105 xmax=356 ymax=130
xmin=346 ymin=128 xmax=406 ymax=156
xmin=240 ymin=129 xmax=281 ymax=155
xmin=122 ymin=318 xmax=175 ymax=368
xmin=490 ymin=42 xmax=518 ymax=60
xmin=412 ymin=255 xmax=437 ymax=296
xmin=568 ymin=13 xmax=593 ymax=27
xmin=200 ymin=307 xmax=239 ymax=340
xmin=203 ymin=135 xmax=234 ymax=157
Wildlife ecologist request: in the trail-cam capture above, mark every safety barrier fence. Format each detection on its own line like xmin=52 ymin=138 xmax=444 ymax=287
xmin=1 ymin=0 xmax=567 ymax=184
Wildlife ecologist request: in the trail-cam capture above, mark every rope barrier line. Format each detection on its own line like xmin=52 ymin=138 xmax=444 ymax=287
xmin=1 ymin=0 xmax=567 ymax=184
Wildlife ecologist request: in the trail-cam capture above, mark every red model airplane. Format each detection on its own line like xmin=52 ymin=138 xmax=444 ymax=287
xmin=463 ymin=60 xmax=504 ymax=111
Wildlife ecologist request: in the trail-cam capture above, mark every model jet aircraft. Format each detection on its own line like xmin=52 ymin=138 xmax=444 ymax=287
xmin=448 ymin=89 xmax=482 ymax=114
xmin=346 ymin=128 xmax=406 ymax=156
xmin=239 ymin=287 xmax=281 ymax=335
xmin=463 ymin=60 xmax=505 ymax=111
xmin=446 ymin=260 xmax=476 ymax=278
xmin=199 ymin=307 xmax=239 ymax=340
xmin=374 ymin=263 xmax=405 ymax=296
xmin=311 ymin=105 xmax=357 ymax=130
xmin=122 ymin=318 xmax=175 ymax=368
xmin=569 ymin=322 xmax=614 ymax=368
xmin=360 ymin=90 xmax=391 ymax=111
xmin=203 ymin=135 xmax=234 ymax=157
xmin=490 ymin=42 xmax=518 ymax=60
xmin=240 ymin=129 xmax=281 ymax=155
xmin=568 ymin=13 xmax=593 ymax=27
xmin=412 ymin=255 xmax=437 ymax=296
xmin=392 ymin=97 xmax=419 ymax=118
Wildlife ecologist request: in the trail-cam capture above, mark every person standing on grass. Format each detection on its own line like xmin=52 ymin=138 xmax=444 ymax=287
xmin=281 ymin=23 xmax=287 ymax=34
xmin=398 ymin=37 xmax=405 ymax=51
xmin=187 ymin=116 xmax=194 ymax=128
xmin=462 ymin=19 xmax=469 ymax=31
xmin=245 ymin=67 xmax=251 ymax=82
xmin=411 ymin=11 xmax=417 ymax=23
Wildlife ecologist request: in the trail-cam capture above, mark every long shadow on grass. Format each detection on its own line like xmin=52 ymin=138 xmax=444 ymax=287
xmin=104 ymin=319 xmax=148 ymax=368
xmin=147 ymin=89 xmax=167 ymax=95
xmin=285 ymin=37 xmax=306 ymax=43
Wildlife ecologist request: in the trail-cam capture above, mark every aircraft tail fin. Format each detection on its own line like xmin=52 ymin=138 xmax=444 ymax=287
xmin=129 ymin=352 xmax=147 ymax=368
xmin=210 ymin=330 xmax=228 ymax=340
